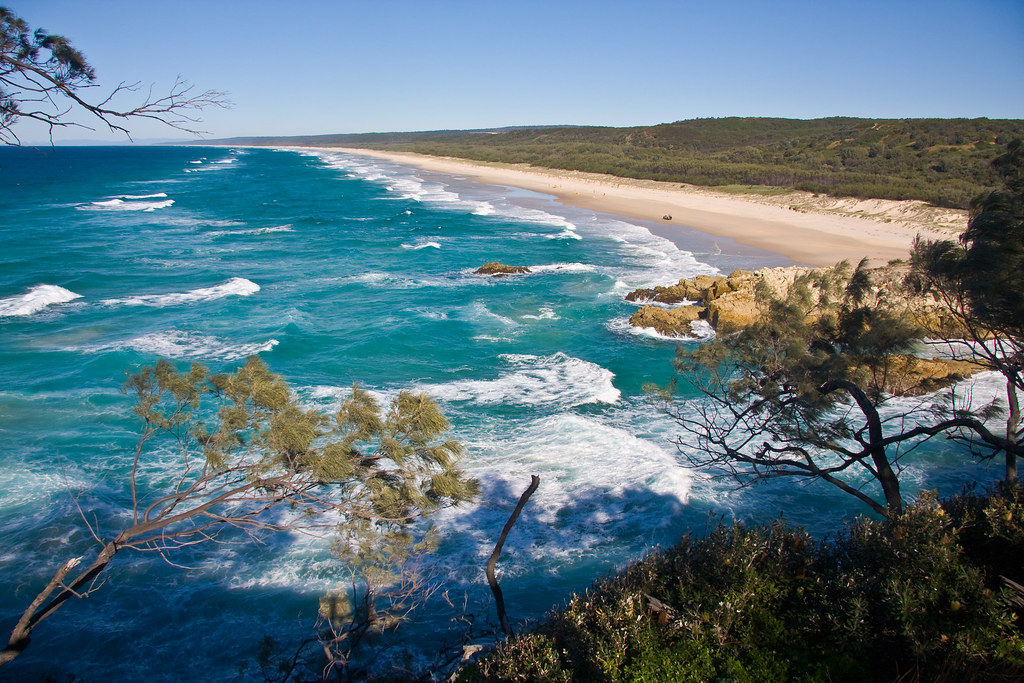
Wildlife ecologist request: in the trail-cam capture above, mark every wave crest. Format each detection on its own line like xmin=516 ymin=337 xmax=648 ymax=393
xmin=101 ymin=277 xmax=260 ymax=308
xmin=86 ymin=331 xmax=278 ymax=361
xmin=0 ymin=285 xmax=82 ymax=317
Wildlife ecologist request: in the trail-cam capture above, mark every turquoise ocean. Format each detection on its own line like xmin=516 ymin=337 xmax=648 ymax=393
xmin=0 ymin=146 xmax=1003 ymax=680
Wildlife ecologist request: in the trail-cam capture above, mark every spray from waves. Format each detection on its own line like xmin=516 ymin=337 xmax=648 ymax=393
xmin=83 ymin=331 xmax=279 ymax=361
xmin=0 ymin=284 xmax=82 ymax=317
xmin=101 ymin=277 xmax=260 ymax=307
xmin=421 ymin=352 xmax=620 ymax=408
xmin=401 ymin=241 xmax=442 ymax=250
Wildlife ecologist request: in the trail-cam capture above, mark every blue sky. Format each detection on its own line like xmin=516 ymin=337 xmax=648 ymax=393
xmin=7 ymin=0 xmax=1024 ymax=142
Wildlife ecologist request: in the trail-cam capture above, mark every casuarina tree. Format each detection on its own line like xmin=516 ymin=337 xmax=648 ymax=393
xmin=0 ymin=6 xmax=227 ymax=144
xmin=1 ymin=358 xmax=477 ymax=666
xmin=654 ymin=262 xmax=1018 ymax=519
xmin=910 ymin=139 xmax=1024 ymax=483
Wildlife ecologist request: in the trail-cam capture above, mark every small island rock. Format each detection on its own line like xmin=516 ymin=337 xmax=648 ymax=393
xmin=474 ymin=262 xmax=532 ymax=277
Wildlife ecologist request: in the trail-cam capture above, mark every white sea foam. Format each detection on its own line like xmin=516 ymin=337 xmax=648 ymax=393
xmin=120 ymin=192 xmax=168 ymax=200
xmin=85 ymin=331 xmax=278 ymax=361
xmin=607 ymin=316 xmax=716 ymax=341
xmin=574 ymin=214 xmax=717 ymax=290
xmin=208 ymin=225 xmax=295 ymax=238
xmin=158 ymin=217 xmax=247 ymax=229
xmin=101 ymin=277 xmax=260 ymax=307
xmin=422 ymin=352 xmax=620 ymax=408
xmin=80 ymin=197 xmax=175 ymax=212
xmin=0 ymin=284 xmax=82 ymax=317
xmin=335 ymin=270 xmax=465 ymax=290
xmin=403 ymin=306 xmax=449 ymax=320
xmin=529 ymin=262 xmax=597 ymax=274
xmin=480 ymin=200 xmax=579 ymax=233
xmin=184 ymin=155 xmax=239 ymax=173
xmin=521 ymin=306 xmax=560 ymax=321
xmin=434 ymin=413 xmax=690 ymax=574
xmin=308 ymin=151 xmax=590 ymax=235
xmin=471 ymin=334 xmax=517 ymax=343
xmin=401 ymin=241 xmax=442 ymax=250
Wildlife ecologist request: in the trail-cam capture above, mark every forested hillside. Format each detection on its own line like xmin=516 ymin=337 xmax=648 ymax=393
xmin=215 ymin=117 xmax=1024 ymax=209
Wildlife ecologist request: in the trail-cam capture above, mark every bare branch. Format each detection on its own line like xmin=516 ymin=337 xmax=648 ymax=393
xmin=1 ymin=10 xmax=231 ymax=145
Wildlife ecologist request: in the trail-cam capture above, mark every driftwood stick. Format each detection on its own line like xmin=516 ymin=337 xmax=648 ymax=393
xmin=486 ymin=475 xmax=540 ymax=637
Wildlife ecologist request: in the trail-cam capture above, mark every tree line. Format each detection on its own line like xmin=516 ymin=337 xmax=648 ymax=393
xmin=216 ymin=117 xmax=1024 ymax=210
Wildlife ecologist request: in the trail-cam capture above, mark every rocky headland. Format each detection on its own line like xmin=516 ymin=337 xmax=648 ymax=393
xmin=626 ymin=262 xmax=982 ymax=394
xmin=627 ymin=267 xmax=813 ymax=335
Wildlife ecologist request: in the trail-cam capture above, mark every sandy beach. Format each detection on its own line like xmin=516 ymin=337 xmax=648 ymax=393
xmin=316 ymin=147 xmax=967 ymax=267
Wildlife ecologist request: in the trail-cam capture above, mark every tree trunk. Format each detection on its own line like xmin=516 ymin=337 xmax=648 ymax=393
xmin=822 ymin=379 xmax=903 ymax=518
xmin=1006 ymin=374 xmax=1020 ymax=484
xmin=1 ymin=540 xmax=120 ymax=666
xmin=486 ymin=475 xmax=540 ymax=637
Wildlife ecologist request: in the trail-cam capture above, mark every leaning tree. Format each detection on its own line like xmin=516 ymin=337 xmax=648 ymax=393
xmin=654 ymin=262 xmax=1019 ymax=519
xmin=910 ymin=139 xmax=1024 ymax=483
xmin=0 ymin=6 xmax=228 ymax=144
xmin=1 ymin=358 xmax=478 ymax=666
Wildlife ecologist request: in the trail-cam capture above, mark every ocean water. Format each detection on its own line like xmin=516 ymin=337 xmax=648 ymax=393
xmin=0 ymin=146 xmax=1004 ymax=680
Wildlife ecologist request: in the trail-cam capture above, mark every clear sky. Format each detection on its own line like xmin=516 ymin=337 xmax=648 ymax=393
xmin=7 ymin=0 xmax=1024 ymax=143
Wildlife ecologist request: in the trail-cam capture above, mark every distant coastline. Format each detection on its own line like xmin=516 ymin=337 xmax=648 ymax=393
xmin=298 ymin=147 xmax=966 ymax=267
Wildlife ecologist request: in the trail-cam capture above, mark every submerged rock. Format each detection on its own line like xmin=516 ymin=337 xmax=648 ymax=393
xmin=474 ymin=262 xmax=532 ymax=277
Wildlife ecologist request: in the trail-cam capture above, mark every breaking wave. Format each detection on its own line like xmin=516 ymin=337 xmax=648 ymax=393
xmin=101 ymin=277 xmax=260 ymax=307
xmin=0 ymin=284 xmax=82 ymax=317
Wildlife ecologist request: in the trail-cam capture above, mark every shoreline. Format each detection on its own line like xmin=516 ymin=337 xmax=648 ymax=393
xmin=305 ymin=147 xmax=966 ymax=268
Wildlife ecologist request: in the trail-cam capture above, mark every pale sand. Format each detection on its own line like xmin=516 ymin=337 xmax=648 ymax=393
xmin=306 ymin=147 xmax=968 ymax=267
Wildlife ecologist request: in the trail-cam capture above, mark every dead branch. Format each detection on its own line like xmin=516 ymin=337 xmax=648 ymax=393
xmin=486 ymin=475 xmax=540 ymax=637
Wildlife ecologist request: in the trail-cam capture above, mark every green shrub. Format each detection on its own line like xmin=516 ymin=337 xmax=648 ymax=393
xmin=461 ymin=489 xmax=1024 ymax=681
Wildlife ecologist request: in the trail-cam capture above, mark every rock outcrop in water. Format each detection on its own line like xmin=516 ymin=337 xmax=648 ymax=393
xmin=474 ymin=262 xmax=532 ymax=277
xmin=627 ymin=267 xmax=812 ymax=336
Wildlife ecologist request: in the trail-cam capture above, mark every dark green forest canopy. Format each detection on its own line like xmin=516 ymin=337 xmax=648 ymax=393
xmin=211 ymin=117 xmax=1024 ymax=209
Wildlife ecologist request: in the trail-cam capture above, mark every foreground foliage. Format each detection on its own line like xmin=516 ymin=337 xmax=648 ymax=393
xmin=655 ymin=260 xmax=1018 ymax=519
xmin=911 ymin=138 xmax=1024 ymax=482
xmin=2 ymin=358 xmax=476 ymax=667
xmin=463 ymin=489 xmax=1024 ymax=682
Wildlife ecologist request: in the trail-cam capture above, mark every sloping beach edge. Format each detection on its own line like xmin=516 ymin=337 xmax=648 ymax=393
xmin=314 ymin=147 xmax=966 ymax=267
